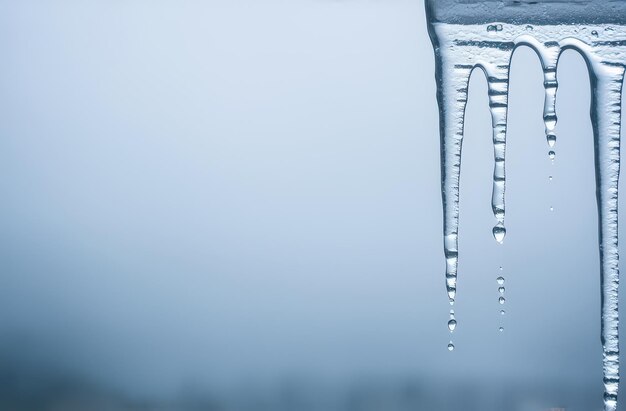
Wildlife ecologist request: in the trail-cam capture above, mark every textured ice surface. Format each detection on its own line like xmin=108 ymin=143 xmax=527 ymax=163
xmin=426 ymin=1 xmax=626 ymax=410
xmin=427 ymin=0 xmax=626 ymax=25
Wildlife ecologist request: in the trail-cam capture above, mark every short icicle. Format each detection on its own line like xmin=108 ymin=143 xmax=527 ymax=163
xmin=484 ymin=56 xmax=512 ymax=243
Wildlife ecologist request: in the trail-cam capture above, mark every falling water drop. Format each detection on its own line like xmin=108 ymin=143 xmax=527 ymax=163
xmin=499 ymin=327 xmax=504 ymax=332
xmin=500 ymin=310 xmax=505 ymax=315
xmin=499 ymin=286 xmax=505 ymax=293
xmin=497 ymin=276 xmax=505 ymax=285
xmin=448 ymin=342 xmax=455 ymax=351
xmin=549 ymin=175 xmax=553 ymax=182
xmin=499 ymin=296 xmax=505 ymax=305
xmin=550 ymin=206 xmax=554 ymax=212
xmin=548 ymin=150 xmax=556 ymax=160
xmin=492 ymin=223 xmax=506 ymax=243
xmin=547 ymin=133 xmax=556 ymax=147
xmin=450 ymin=309 xmax=455 ymax=316
xmin=448 ymin=319 xmax=457 ymax=331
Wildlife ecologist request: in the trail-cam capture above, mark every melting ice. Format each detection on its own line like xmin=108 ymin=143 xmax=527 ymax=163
xmin=426 ymin=1 xmax=625 ymax=410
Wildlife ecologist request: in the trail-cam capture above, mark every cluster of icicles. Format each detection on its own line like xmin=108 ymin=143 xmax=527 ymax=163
xmin=430 ymin=23 xmax=625 ymax=410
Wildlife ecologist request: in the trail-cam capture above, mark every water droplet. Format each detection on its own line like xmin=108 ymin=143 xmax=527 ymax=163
xmin=549 ymin=176 xmax=553 ymax=182
xmin=547 ymin=133 xmax=556 ymax=147
xmin=548 ymin=150 xmax=556 ymax=160
xmin=449 ymin=298 xmax=454 ymax=306
xmin=447 ymin=342 xmax=455 ymax=351
xmin=499 ymin=296 xmax=505 ymax=305
xmin=592 ymin=30 xmax=599 ymax=37
xmin=499 ymin=286 xmax=505 ymax=293
xmin=499 ymin=266 xmax=503 ymax=271
xmin=499 ymin=327 xmax=504 ymax=332
xmin=492 ymin=223 xmax=506 ymax=244
xmin=550 ymin=206 xmax=554 ymax=212
xmin=450 ymin=309 xmax=455 ymax=316
xmin=497 ymin=276 xmax=505 ymax=285
xmin=448 ymin=319 xmax=457 ymax=332
xmin=500 ymin=310 xmax=505 ymax=315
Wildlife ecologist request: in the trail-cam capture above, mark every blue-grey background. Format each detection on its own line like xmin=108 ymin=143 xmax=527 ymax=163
xmin=0 ymin=0 xmax=621 ymax=410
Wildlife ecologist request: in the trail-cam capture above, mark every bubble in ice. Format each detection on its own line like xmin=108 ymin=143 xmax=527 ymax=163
xmin=499 ymin=286 xmax=505 ymax=293
xmin=497 ymin=276 xmax=505 ymax=285
xmin=487 ymin=24 xmax=503 ymax=32
xmin=547 ymin=133 xmax=556 ymax=147
xmin=448 ymin=342 xmax=455 ymax=351
xmin=492 ymin=223 xmax=506 ymax=244
xmin=499 ymin=296 xmax=505 ymax=305
xmin=448 ymin=319 xmax=457 ymax=331
xmin=592 ymin=30 xmax=599 ymax=37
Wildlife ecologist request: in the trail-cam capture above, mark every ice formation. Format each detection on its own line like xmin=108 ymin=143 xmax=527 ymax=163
xmin=426 ymin=1 xmax=626 ymax=409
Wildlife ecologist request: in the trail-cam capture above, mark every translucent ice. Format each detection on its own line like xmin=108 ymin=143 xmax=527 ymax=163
xmin=426 ymin=1 xmax=625 ymax=408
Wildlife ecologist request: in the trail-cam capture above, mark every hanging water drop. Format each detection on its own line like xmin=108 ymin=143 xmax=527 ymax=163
xmin=492 ymin=223 xmax=506 ymax=244
xmin=448 ymin=319 xmax=457 ymax=332
xmin=497 ymin=276 xmax=504 ymax=285
xmin=499 ymin=296 xmax=505 ymax=305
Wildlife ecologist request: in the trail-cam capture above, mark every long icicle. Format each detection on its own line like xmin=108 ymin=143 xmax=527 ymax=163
xmin=435 ymin=53 xmax=472 ymax=306
xmin=590 ymin=62 xmax=624 ymax=411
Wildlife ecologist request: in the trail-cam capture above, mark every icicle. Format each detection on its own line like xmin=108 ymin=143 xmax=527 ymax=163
xmin=435 ymin=54 xmax=472 ymax=305
xmin=589 ymin=61 xmax=624 ymax=411
xmin=484 ymin=57 xmax=512 ymax=242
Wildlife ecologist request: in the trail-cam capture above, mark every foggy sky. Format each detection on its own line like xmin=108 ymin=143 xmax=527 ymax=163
xmin=0 ymin=0 xmax=621 ymax=410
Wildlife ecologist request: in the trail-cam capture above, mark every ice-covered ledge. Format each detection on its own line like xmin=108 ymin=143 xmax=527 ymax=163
xmin=426 ymin=0 xmax=626 ymax=25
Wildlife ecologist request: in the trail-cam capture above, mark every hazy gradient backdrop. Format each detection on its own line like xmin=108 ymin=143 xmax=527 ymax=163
xmin=0 ymin=0 xmax=622 ymax=410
